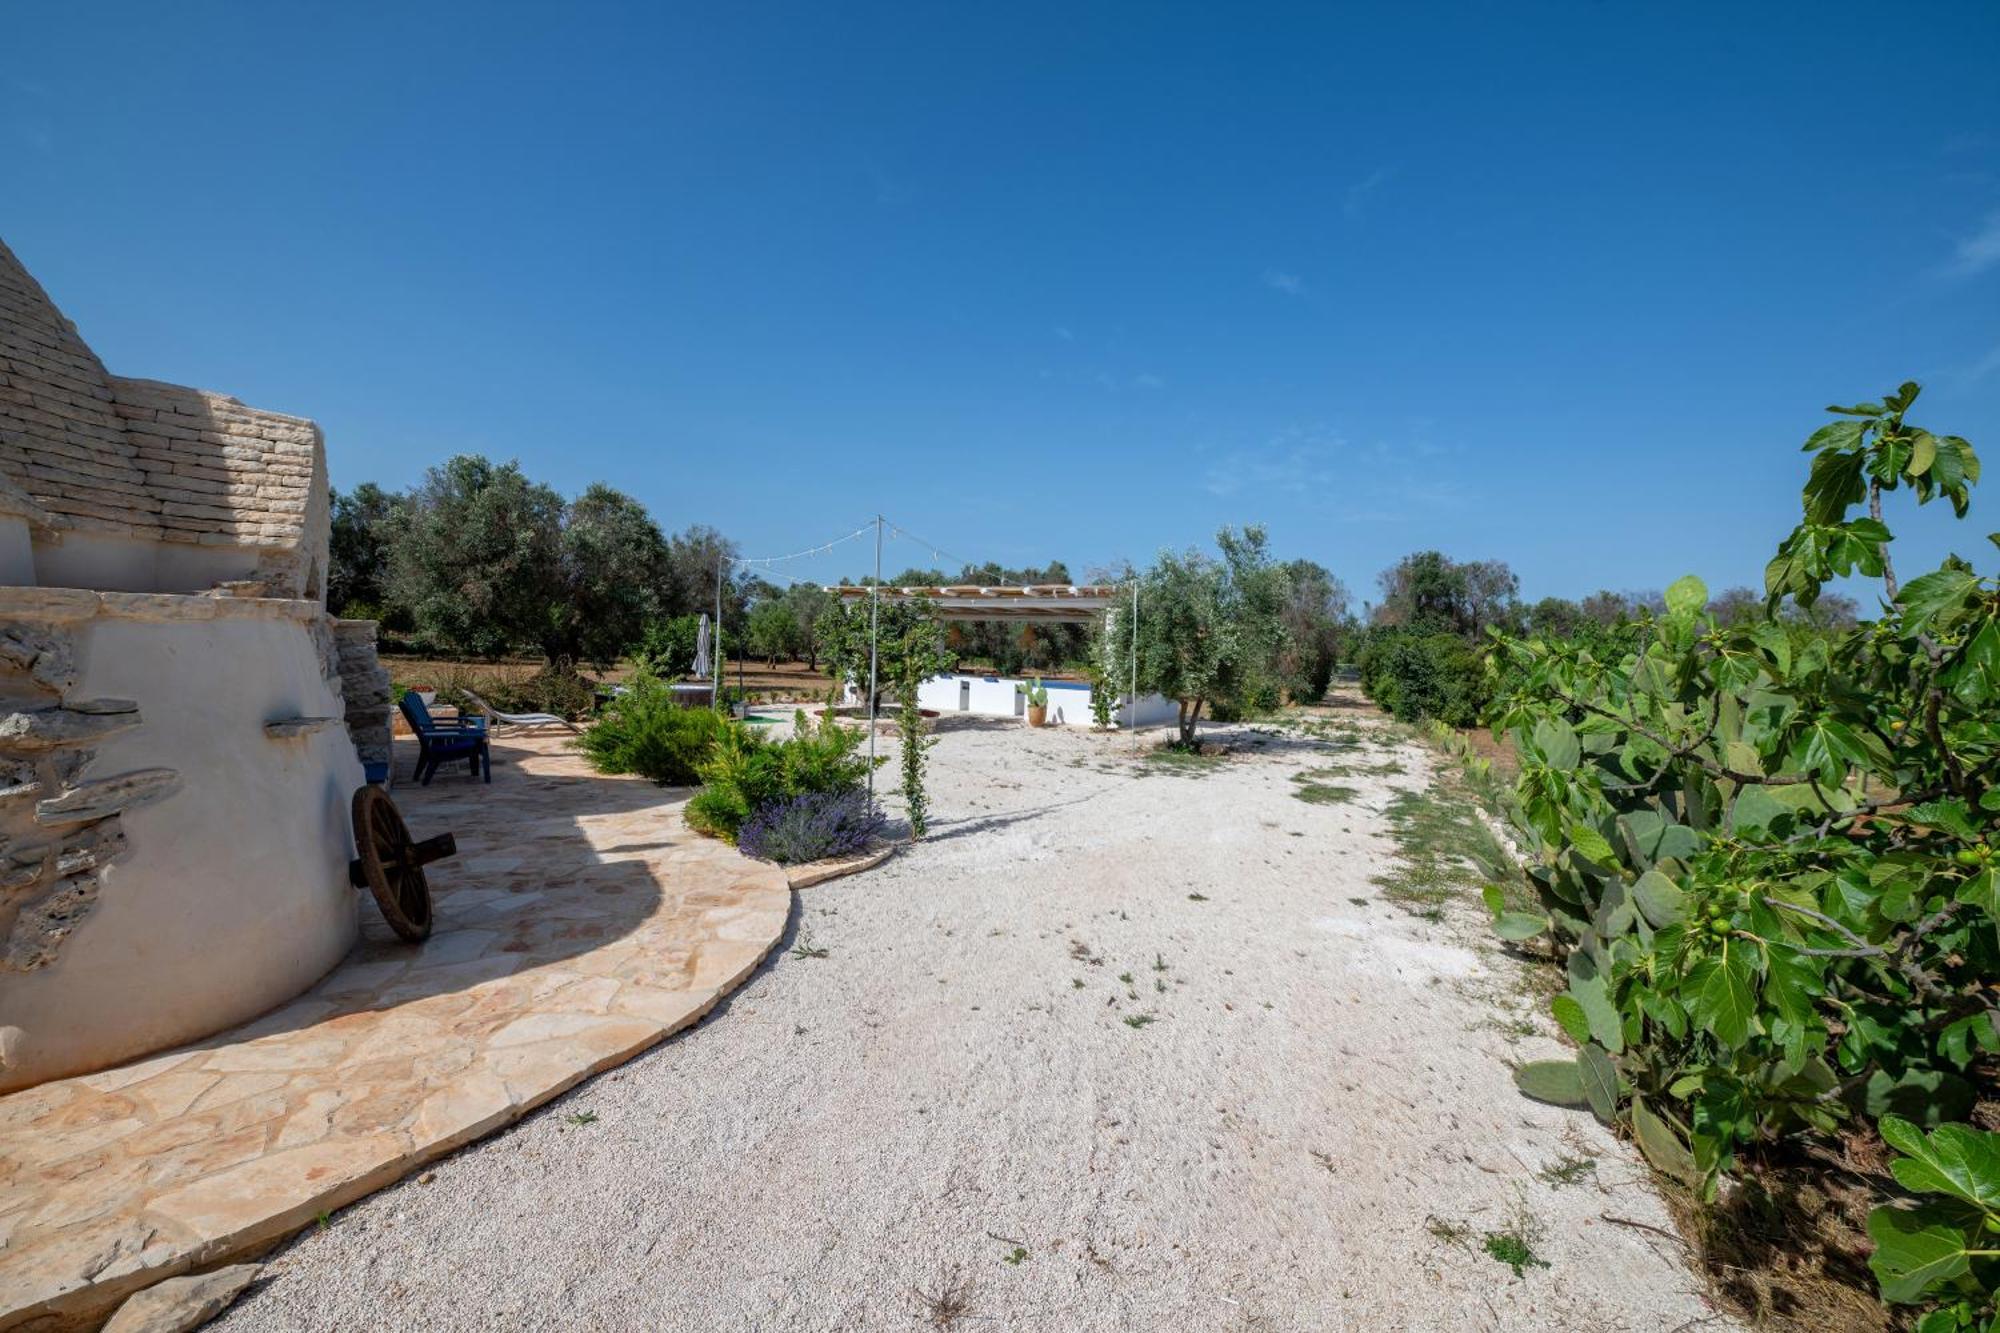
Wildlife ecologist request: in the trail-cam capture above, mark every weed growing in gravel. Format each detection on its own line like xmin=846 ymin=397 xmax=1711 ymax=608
xmin=1482 ymin=1205 xmax=1550 ymax=1277
xmin=1536 ymin=1155 xmax=1597 ymax=1189
xmin=1071 ymin=978 xmax=1085 ymax=989
xmin=1117 ymin=971 xmax=1133 ymax=984
xmin=1479 ymin=1013 xmax=1539 ymax=1040
xmin=1152 ymin=953 xmax=1168 ymax=971
xmin=1123 ymin=1014 xmax=1156 ymax=1029
xmin=1369 ymin=780 xmax=1515 ymax=919
xmin=1292 ymin=783 xmax=1359 ymax=806
xmin=1001 ymin=1247 xmax=1029 ymax=1266
xmin=566 ymin=1111 xmax=599 ymax=1127
xmin=790 ymin=938 xmax=830 ymax=960
xmin=912 ymin=1269 xmax=974 ymax=1329
xmin=1187 ymin=892 xmax=1209 ymax=902
xmin=1483 ymin=1228 xmax=1549 ymax=1277
xmin=1142 ymin=745 xmax=1225 ymax=776
xmin=1426 ymin=1216 xmax=1473 ymax=1245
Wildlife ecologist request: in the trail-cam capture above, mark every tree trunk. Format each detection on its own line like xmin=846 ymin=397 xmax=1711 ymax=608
xmin=1178 ymin=697 xmax=1204 ymax=747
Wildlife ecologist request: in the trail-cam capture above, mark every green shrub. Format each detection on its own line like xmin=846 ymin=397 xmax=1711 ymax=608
xmin=1357 ymin=629 xmax=1491 ymax=726
xmin=638 ymin=615 xmax=702 ymax=677
xmin=490 ymin=666 xmax=599 ymax=721
xmin=1488 ymin=385 xmax=1995 ymax=1326
xmin=579 ymin=674 xmax=733 ymax=785
xmin=685 ymin=710 xmax=878 ymax=842
xmin=1089 ymin=673 xmax=1116 ymax=729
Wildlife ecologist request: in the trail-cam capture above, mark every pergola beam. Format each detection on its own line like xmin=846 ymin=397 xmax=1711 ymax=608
xmin=827 ymin=584 xmax=1118 ymax=623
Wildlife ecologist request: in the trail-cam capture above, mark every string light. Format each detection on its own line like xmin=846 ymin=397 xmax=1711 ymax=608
xmin=737 ymin=522 xmax=875 ymax=569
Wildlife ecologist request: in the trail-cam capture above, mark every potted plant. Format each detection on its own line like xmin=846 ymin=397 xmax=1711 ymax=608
xmin=1018 ymin=676 xmax=1049 ymax=727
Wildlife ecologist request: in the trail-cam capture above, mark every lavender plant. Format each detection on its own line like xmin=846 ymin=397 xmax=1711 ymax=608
xmin=737 ymin=790 xmax=887 ymax=864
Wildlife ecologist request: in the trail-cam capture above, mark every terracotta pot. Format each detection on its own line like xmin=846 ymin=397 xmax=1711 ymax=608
xmin=1027 ymin=703 xmax=1048 ymax=728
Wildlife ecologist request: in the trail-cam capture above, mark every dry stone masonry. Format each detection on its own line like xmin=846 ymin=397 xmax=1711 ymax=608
xmin=0 ymin=610 xmax=179 ymax=973
xmin=335 ymin=619 xmax=393 ymax=771
xmin=0 ymin=237 xmax=328 ymax=599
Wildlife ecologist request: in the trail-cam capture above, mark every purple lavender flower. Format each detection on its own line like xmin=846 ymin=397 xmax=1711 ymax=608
xmin=737 ymin=789 xmax=886 ymax=864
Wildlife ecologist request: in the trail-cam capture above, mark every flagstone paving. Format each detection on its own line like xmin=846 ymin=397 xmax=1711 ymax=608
xmin=0 ymin=733 xmax=791 ymax=1332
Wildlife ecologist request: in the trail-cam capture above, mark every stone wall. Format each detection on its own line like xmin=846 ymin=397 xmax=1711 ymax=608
xmin=334 ymin=619 xmax=392 ymax=771
xmin=0 ymin=616 xmax=180 ymax=982
xmin=0 ymin=237 xmax=326 ymax=598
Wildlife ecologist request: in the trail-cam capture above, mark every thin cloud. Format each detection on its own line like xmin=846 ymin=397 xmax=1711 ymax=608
xmin=1343 ymin=167 xmax=1392 ymax=220
xmin=1959 ymin=342 xmax=2000 ymax=386
xmin=1204 ymin=429 xmax=1341 ymax=497
xmin=1262 ymin=269 xmax=1305 ymax=297
xmin=1203 ymin=426 xmax=1466 ymax=516
xmin=1133 ymin=373 xmax=1164 ymax=390
xmin=1944 ymin=209 xmax=2000 ymax=278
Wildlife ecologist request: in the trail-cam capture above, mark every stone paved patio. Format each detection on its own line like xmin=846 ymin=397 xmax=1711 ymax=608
xmin=0 ymin=733 xmax=791 ymax=1331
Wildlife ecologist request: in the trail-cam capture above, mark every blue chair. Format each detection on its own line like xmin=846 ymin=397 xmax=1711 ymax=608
xmin=398 ymin=693 xmax=491 ymax=785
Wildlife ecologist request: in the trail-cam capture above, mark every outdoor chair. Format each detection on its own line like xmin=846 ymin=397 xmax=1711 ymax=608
xmin=462 ymin=689 xmax=581 ymax=733
xmin=398 ymin=692 xmax=491 ymax=785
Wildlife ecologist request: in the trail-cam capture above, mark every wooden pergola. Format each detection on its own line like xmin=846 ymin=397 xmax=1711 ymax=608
xmin=826 ymin=584 xmax=1118 ymax=624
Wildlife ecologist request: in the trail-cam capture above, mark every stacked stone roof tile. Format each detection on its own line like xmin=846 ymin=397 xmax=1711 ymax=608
xmin=0 ymin=238 xmax=319 ymax=551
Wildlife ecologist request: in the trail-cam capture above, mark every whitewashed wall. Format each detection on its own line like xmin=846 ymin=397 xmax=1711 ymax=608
xmin=890 ymin=672 xmax=1176 ymax=729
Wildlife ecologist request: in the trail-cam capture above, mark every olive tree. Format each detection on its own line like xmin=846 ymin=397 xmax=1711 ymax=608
xmin=386 ymin=456 xmax=566 ymax=659
xmin=386 ymin=457 xmax=666 ymax=669
xmin=327 ymin=482 xmax=405 ymax=620
xmin=747 ymin=598 xmax=801 ymax=666
xmin=549 ymin=483 xmax=670 ymax=670
xmin=1101 ymin=526 xmax=1290 ymax=746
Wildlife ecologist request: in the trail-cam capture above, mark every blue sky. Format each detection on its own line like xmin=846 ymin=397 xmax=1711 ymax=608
xmin=7 ymin=2 xmax=1998 ymax=606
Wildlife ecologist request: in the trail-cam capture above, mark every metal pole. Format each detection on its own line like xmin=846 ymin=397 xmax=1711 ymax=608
xmin=1130 ymin=577 xmax=1139 ymax=752
xmin=867 ymin=515 xmax=882 ymax=799
xmin=713 ymin=553 xmax=724 ymax=712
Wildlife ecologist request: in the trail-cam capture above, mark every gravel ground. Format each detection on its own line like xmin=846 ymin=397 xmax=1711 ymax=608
xmin=217 ymin=705 xmax=1727 ymax=1332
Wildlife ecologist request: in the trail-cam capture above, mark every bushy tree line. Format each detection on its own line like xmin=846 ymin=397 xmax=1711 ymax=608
xmin=1355 ymin=556 xmax=1864 ymax=727
xmin=329 ymin=456 xmax=788 ymax=670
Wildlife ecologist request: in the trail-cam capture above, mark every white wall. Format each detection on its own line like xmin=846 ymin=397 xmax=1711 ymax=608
xmin=28 ymin=529 xmax=264 ymax=595
xmin=903 ymin=672 xmax=1176 ymax=728
xmin=0 ymin=514 xmax=32 ymax=585
xmin=0 ymin=609 xmax=363 ymax=1091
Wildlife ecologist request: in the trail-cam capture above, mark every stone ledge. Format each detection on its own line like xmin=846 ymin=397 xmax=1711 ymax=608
xmin=0 ymin=702 xmax=140 ymax=751
xmin=263 ymin=717 xmax=342 ymax=739
xmin=785 ymin=839 xmax=900 ymax=889
xmin=34 ymin=768 xmax=183 ymax=826
xmin=0 ymin=587 xmax=329 ymax=626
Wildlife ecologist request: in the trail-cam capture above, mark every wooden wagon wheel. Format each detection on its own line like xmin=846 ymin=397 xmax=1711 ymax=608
xmin=347 ymin=786 xmax=456 ymax=943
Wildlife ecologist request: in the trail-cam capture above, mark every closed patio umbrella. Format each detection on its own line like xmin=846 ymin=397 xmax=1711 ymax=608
xmin=692 ymin=613 xmax=711 ymax=679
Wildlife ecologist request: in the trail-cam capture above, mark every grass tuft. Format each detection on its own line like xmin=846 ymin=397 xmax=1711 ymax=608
xmin=912 ymin=1268 xmax=975 ymax=1329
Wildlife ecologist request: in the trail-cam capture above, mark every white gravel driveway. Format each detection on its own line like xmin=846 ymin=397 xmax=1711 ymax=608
xmin=216 ymin=709 xmax=1724 ymax=1332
